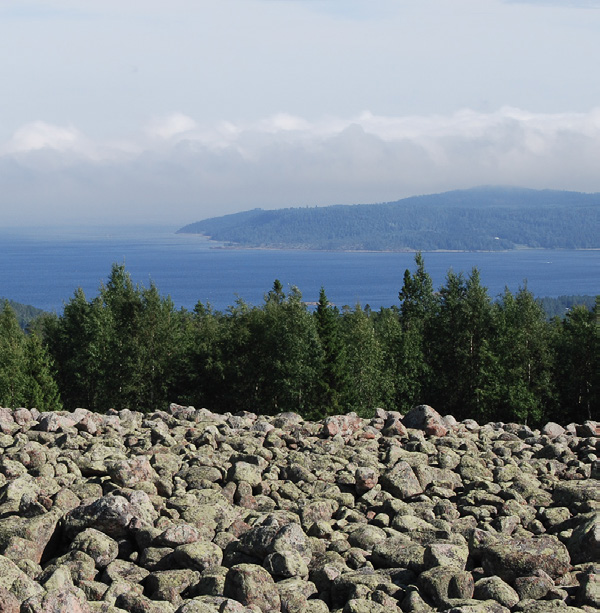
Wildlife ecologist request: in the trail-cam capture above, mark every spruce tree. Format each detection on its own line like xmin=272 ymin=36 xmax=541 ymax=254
xmin=314 ymin=287 xmax=347 ymax=416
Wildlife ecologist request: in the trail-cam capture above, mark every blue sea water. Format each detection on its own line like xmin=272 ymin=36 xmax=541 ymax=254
xmin=0 ymin=225 xmax=598 ymax=313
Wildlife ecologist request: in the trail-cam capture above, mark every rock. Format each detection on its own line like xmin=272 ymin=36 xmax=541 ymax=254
xmin=402 ymin=405 xmax=448 ymax=437
xmin=0 ymin=586 xmax=20 ymax=612
xmin=64 ymin=496 xmax=134 ymax=539
xmin=566 ymin=512 xmax=600 ymax=563
xmin=417 ymin=566 xmax=475 ymax=607
xmin=513 ymin=571 xmax=554 ymax=601
xmin=70 ymin=528 xmax=119 ymax=568
xmin=144 ymin=569 xmax=200 ymax=604
xmin=473 ymin=576 xmax=520 ymax=609
xmin=21 ymin=587 xmax=92 ymax=613
xmin=223 ymin=564 xmax=281 ymax=612
xmin=424 ymin=541 xmax=469 ymax=570
xmin=263 ymin=550 xmax=309 ymax=578
xmin=0 ymin=553 xmax=44 ymax=600
xmin=576 ymin=571 xmax=600 ymax=609
xmin=553 ymin=480 xmax=600 ymax=506
xmin=173 ymin=541 xmax=224 ymax=571
xmin=114 ymin=591 xmax=176 ymax=613
xmin=380 ymin=461 xmax=424 ymax=499
xmin=322 ymin=414 xmax=364 ymax=438
xmin=0 ymin=404 xmax=595 ymax=613
xmin=371 ymin=538 xmax=426 ymax=573
xmin=480 ymin=535 xmax=571 ymax=581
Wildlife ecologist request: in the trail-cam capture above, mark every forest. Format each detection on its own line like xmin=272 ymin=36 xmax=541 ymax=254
xmin=177 ymin=187 xmax=600 ymax=251
xmin=0 ymin=256 xmax=598 ymax=426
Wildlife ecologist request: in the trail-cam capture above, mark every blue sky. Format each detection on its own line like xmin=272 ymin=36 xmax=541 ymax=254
xmin=2 ymin=0 xmax=600 ymax=225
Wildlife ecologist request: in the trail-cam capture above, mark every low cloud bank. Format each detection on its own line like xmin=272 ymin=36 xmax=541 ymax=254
xmin=2 ymin=107 xmax=600 ymax=225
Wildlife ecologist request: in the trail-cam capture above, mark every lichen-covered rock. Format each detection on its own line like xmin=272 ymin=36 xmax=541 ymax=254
xmin=380 ymin=461 xmax=424 ymax=499
xmin=480 ymin=535 xmax=571 ymax=581
xmin=64 ymin=496 xmax=134 ymax=539
xmin=223 ymin=564 xmax=281 ymax=612
xmin=0 ymin=404 xmax=596 ymax=612
xmin=473 ymin=576 xmax=520 ymax=609
xmin=402 ymin=405 xmax=448 ymax=437
xmin=417 ymin=566 xmax=474 ymax=607
xmin=70 ymin=528 xmax=119 ymax=568
xmin=173 ymin=541 xmax=224 ymax=572
xmin=21 ymin=587 xmax=92 ymax=613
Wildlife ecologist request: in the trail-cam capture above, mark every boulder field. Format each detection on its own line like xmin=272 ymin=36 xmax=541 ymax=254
xmin=0 ymin=403 xmax=597 ymax=613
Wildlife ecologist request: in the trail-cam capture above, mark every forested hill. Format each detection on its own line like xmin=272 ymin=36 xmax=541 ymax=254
xmin=177 ymin=186 xmax=600 ymax=251
xmin=0 ymin=298 xmax=45 ymax=329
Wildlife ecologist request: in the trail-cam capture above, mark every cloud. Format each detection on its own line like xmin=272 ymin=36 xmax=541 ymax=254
xmin=146 ymin=113 xmax=197 ymax=140
xmin=6 ymin=122 xmax=86 ymax=154
xmin=2 ymin=107 xmax=600 ymax=226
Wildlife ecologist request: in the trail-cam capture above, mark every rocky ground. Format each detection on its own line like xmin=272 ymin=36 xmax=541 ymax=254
xmin=0 ymin=403 xmax=597 ymax=613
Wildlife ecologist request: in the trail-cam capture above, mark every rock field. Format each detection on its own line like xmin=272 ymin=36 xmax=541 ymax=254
xmin=0 ymin=403 xmax=597 ymax=613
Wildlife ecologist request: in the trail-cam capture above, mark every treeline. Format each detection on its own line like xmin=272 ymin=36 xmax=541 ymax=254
xmin=178 ymin=187 xmax=600 ymax=251
xmin=1 ymin=259 xmax=598 ymax=425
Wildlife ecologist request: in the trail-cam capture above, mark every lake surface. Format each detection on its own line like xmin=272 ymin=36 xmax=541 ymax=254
xmin=0 ymin=225 xmax=598 ymax=313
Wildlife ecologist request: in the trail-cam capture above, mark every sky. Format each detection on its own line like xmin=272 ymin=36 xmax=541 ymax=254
xmin=2 ymin=0 xmax=600 ymax=226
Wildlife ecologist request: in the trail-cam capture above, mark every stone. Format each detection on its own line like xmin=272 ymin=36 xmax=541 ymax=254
xmin=173 ymin=541 xmax=224 ymax=571
xmin=480 ymin=535 xmax=571 ymax=582
xmin=417 ymin=566 xmax=475 ymax=607
xmin=402 ymin=405 xmax=448 ymax=437
xmin=64 ymin=496 xmax=134 ymax=539
xmin=380 ymin=461 xmax=424 ymax=499
xmin=473 ymin=576 xmax=520 ymax=609
xmin=0 ymin=586 xmax=20 ymax=613
xmin=70 ymin=528 xmax=119 ymax=568
xmin=223 ymin=564 xmax=281 ymax=612
xmin=21 ymin=587 xmax=92 ymax=613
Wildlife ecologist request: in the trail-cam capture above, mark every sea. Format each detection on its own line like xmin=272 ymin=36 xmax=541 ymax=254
xmin=0 ymin=225 xmax=598 ymax=313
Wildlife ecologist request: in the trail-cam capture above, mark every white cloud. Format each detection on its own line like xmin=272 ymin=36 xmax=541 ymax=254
xmin=7 ymin=122 xmax=85 ymax=154
xmin=146 ymin=113 xmax=197 ymax=140
xmin=2 ymin=107 xmax=600 ymax=226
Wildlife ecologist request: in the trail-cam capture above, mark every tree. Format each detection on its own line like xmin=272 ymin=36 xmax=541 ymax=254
xmin=396 ymin=253 xmax=437 ymax=409
xmin=43 ymin=264 xmax=182 ymax=412
xmin=340 ymin=304 xmax=392 ymax=416
xmin=554 ymin=304 xmax=598 ymax=422
xmin=494 ymin=286 xmax=555 ymax=424
xmin=314 ymin=287 xmax=347 ymax=416
xmin=430 ymin=268 xmax=497 ymax=420
xmin=0 ymin=301 xmax=61 ymax=411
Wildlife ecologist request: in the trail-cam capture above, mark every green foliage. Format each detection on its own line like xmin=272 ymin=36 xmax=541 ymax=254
xmin=493 ymin=287 xmax=556 ymax=424
xmin=340 ymin=304 xmax=393 ymax=417
xmin=44 ymin=264 xmax=182 ymax=412
xmin=0 ymin=301 xmax=61 ymax=410
xmin=395 ymin=253 xmax=436 ymax=410
xmin=553 ymin=304 xmax=598 ymax=423
xmin=314 ymin=288 xmax=348 ymax=416
xmin=536 ymin=295 xmax=597 ymax=320
xmin=429 ymin=268 xmax=498 ymax=421
xmin=0 ymin=298 xmax=46 ymax=329
xmin=22 ymin=261 xmax=597 ymax=425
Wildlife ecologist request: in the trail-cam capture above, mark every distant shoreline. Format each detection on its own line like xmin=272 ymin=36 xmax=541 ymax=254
xmin=180 ymin=234 xmax=600 ymax=254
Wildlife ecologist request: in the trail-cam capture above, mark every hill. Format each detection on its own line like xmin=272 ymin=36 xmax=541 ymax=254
xmin=177 ymin=186 xmax=600 ymax=251
xmin=1 ymin=298 xmax=45 ymax=329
